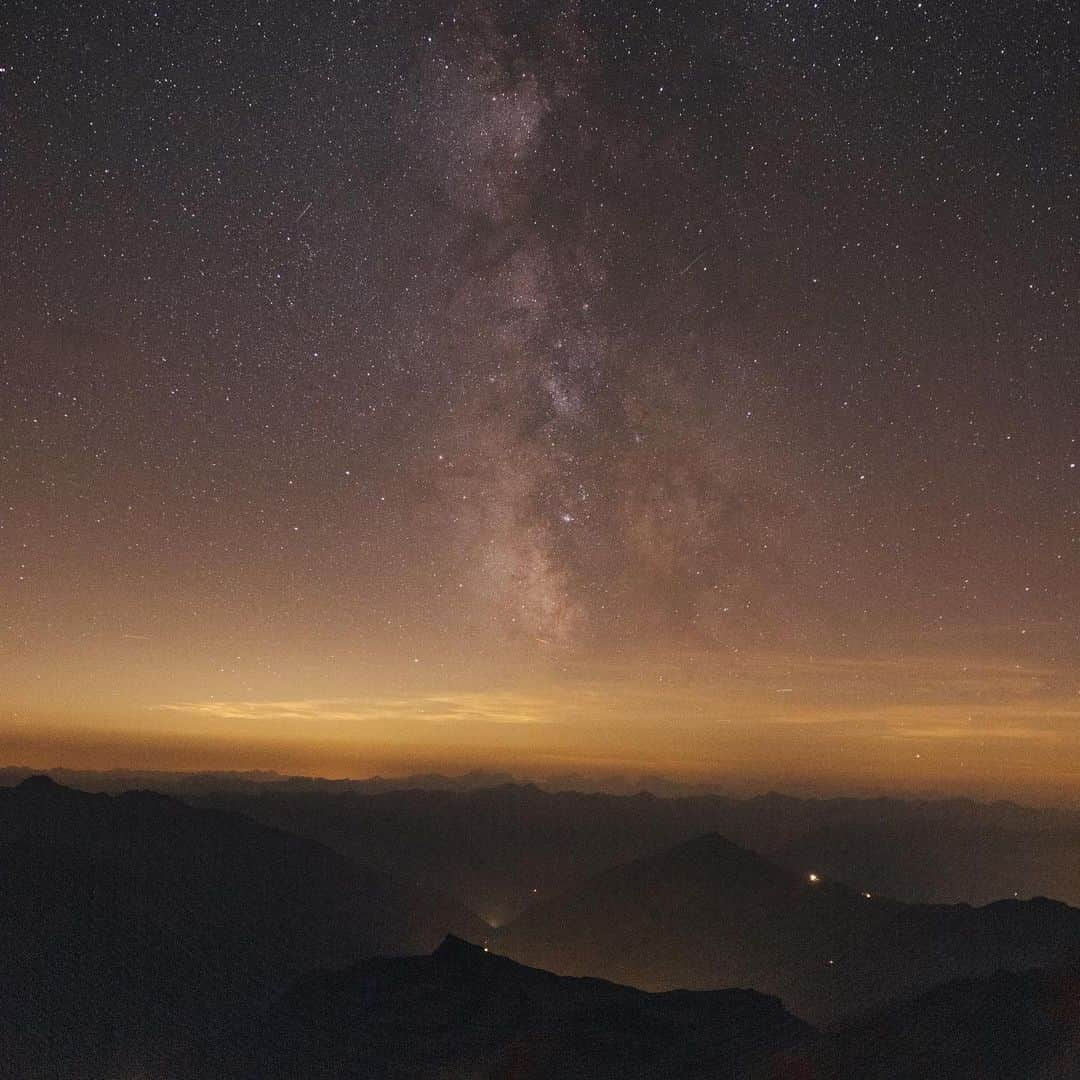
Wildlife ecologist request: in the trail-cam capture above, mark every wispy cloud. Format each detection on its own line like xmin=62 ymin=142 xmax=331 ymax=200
xmin=156 ymin=693 xmax=555 ymax=727
xmin=152 ymin=651 xmax=1080 ymax=773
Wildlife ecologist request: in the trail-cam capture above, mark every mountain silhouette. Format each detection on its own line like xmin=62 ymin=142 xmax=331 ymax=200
xmin=7 ymin=777 xmax=1080 ymax=1077
xmin=0 ymin=777 xmax=486 ymax=1079
xmin=817 ymin=963 xmax=1080 ymax=1079
xmin=218 ymin=934 xmax=814 ymax=1079
xmin=495 ymin=833 xmax=1080 ymax=1023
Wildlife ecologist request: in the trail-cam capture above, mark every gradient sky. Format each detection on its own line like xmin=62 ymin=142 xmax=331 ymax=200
xmin=2 ymin=0 xmax=1078 ymax=800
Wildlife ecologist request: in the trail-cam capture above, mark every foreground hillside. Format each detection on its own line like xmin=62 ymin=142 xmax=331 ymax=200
xmin=217 ymin=934 xmax=813 ymax=1080
xmin=496 ymin=833 xmax=1080 ymax=1023
xmin=0 ymin=777 xmax=485 ymax=1079
xmin=215 ymin=939 xmax=1080 ymax=1079
xmin=820 ymin=965 xmax=1080 ymax=1079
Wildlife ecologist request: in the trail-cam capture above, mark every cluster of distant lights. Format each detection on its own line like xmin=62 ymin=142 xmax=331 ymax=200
xmin=808 ymin=871 xmax=873 ymax=900
xmin=807 ymin=872 xmax=872 ymax=970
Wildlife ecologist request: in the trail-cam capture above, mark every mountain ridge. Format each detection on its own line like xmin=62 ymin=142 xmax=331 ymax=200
xmin=495 ymin=830 xmax=1080 ymax=1023
xmin=0 ymin=777 xmax=486 ymax=1079
xmin=216 ymin=933 xmax=813 ymax=1079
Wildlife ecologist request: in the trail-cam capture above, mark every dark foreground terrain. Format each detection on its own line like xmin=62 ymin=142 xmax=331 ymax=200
xmin=0 ymin=777 xmax=484 ymax=1079
xmin=5 ymin=775 xmax=1080 ymax=1078
xmin=217 ymin=935 xmax=813 ymax=1079
xmin=820 ymin=965 xmax=1080 ymax=1079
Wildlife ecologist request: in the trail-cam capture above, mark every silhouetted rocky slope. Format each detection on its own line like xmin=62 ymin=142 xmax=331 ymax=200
xmin=219 ymin=934 xmax=814 ymax=1079
xmin=496 ymin=833 xmax=1080 ymax=1023
xmin=0 ymin=777 xmax=486 ymax=1079
xmin=6 ymin=777 xmax=1080 ymax=1079
xmin=815 ymin=964 xmax=1080 ymax=1079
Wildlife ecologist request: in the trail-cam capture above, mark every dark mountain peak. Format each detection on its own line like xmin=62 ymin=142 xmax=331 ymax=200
xmin=649 ymin=831 xmax=799 ymax=885
xmin=16 ymin=774 xmax=61 ymax=792
xmin=235 ymin=938 xmax=814 ymax=1078
xmin=13 ymin=775 xmax=185 ymax=818
xmin=499 ymin=823 xmax=1080 ymax=1027
xmin=1028 ymin=895 xmax=1071 ymax=909
xmin=431 ymin=935 xmax=538 ymax=983
xmin=12 ymin=774 xmax=89 ymax=805
xmin=677 ymin=831 xmax=759 ymax=856
xmin=492 ymin=781 xmax=544 ymax=797
xmin=980 ymin=895 xmax=1069 ymax=913
xmin=433 ymin=933 xmax=489 ymax=964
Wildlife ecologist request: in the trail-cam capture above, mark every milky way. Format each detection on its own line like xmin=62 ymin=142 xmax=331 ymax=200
xmin=1 ymin=0 xmax=1078 ymax=792
xmin=404 ymin=2 xmax=837 ymax=649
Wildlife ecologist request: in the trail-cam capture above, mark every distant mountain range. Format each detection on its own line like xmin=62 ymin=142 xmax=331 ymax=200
xmin=0 ymin=764 xmax=524 ymax=796
xmin=495 ymin=832 xmax=1080 ymax=1024
xmin=9 ymin=765 xmax=1080 ymax=921
xmin=183 ymin=780 xmax=1080 ymax=919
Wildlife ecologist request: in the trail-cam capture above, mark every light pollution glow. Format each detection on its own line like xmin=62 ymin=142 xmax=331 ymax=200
xmin=4 ymin=649 xmax=1080 ymax=804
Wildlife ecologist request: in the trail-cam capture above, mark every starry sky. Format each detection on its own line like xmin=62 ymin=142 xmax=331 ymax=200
xmin=2 ymin=0 xmax=1078 ymax=799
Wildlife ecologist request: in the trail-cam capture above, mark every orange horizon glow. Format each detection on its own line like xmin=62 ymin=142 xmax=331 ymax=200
xmin=6 ymin=645 xmax=1080 ymax=807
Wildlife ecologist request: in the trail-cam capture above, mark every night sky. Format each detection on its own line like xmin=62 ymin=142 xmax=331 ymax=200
xmin=2 ymin=0 xmax=1078 ymax=798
